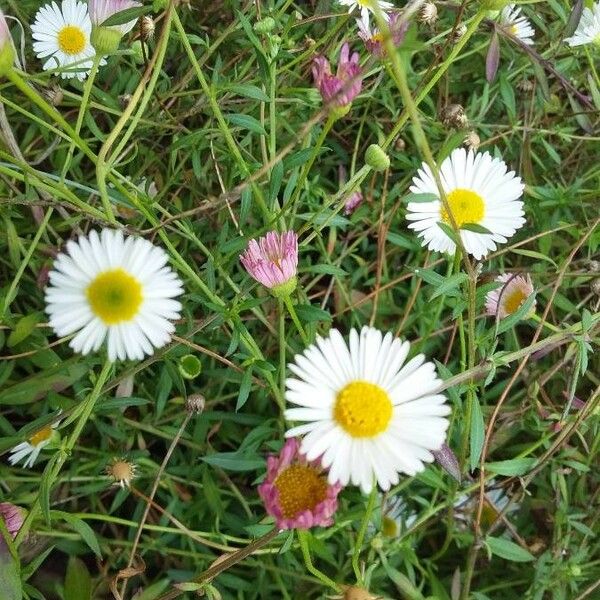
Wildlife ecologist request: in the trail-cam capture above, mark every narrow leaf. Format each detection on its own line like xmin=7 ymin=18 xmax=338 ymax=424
xmin=469 ymin=396 xmax=485 ymax=472
xmin=486 ymin=536 xmax=535 ymax=562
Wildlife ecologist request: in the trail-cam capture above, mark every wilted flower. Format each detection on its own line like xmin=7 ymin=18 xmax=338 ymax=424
xmin=451 ymin=23 xmax=467 ymax=42
xmin=312 ymin=43 xmax=362 ymax=113
xmin=440 ymin=103 xmax=468 ymax=129
xmin=565 ymin=1 xmax=600 ymax=47
xmin=0 ymin=503 xmax=26 ymax=539
xmin=418 ymin=2 xmax=438 ymax=25
xmin=357 ymin=13 xmax=408 ymax=57
xmin=258 ymin=438 xmax=341 ymax=530
xmin=463 ymin=130 xmax=481 ymax=151
xmin=344 ymin=190 xmax=364 ymax=215
xmin=240 ymin=231 xmax=298 ymax=296
xmin=140 ymin=15 xmax=155 ymax=41
xmin=106 ymin=458 xmax=137 ymax=488
xmin=485 ymin=273 xmax=535 ymax=319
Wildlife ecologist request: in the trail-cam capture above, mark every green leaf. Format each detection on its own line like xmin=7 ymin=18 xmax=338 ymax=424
xmin=430 ymin=272 xmax=468 ymax=299
xmin=486 ymin=457 xmax=535 ymax=476
xmin=101 ymin=6 xmax=152 ymax=27
xmin=469 ymin=396 xmax=485 ymax=472
xmin=201 ymin=452 xmax=264 ymax=471
xmin=53 ymin=511 xmax=102 ymax=557
xmin=0 ymin=543 xmax=22 ymax=600
xmin=226 ymin=84 xmax=270 ymax=102
xmin=225 ymin=113 xmax=267 ymax=135
xmin=236 ymin=368 xmax=253 ymax=411
xmin=64 ymin=557 xmax=92 ymax=600
xmin=403 ymin=192 xmax=439 ymax=204
xmin=304 ymin=264 xmax=347 ymax=277
xmin=486 ymin=536 xmax=534 ymax=562
xmin=460 ymin=222 xmax=492 ymax=234
xmin=293 ymin=304 xmax=332 ymax=323
xmin=7 ymin=313 xmax=42 ymax=348
xmin=511 ymin=248 xmax=557 ymax=267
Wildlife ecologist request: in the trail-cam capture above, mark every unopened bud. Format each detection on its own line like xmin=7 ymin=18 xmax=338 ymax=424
xmin=254 ymin=17 xmax=276 ymax=34
xmin=365 ymin=144 xmax=390 ymax=171
xmin=186 ymin=393 xmax=206 ymax=414
xmin=91 ymin=26 xmax=122 ymax=55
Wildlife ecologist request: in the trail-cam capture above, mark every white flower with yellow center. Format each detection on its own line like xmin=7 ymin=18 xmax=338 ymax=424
xmin=45 ymin=229 xmax=184 ymax=362
xmin=284 ymin=326 xmax=450 ymax=493
xmin=565 ymin=1 xmax=600 ymax=47
xmin=338 ymin=0 xmax=395 ymax=27
xmin=31 ymin=0 xmax=100 ymax=80
xmin=9 ymin=421 xmax=59 ymax=468
xmin=406 ymin=148 xmax=525 ymax=260
xmin=500 ymin=4 xmax=535 ymax=45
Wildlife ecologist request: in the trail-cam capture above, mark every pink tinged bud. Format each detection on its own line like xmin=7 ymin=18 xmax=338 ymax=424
xmin=344 ymin=190 xmax=364 ymax=215
xmin=312 ymin=42 xmax=362 ymax=108
xmin=0 ymin=9 xmax=15 ymax=76
xmin=240 ymin=231 xmax=298 ymax=292
xmin=258 ymin=438 xmax=342 ymax=530
xmin=89 ymin=0 xmax=142 ymax=34
xmin=0 ymin=503 xmax=25 ymax=539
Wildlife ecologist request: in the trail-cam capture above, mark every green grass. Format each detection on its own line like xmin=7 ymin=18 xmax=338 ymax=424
xmin=1 ymin=0 xmax=599 ymax=599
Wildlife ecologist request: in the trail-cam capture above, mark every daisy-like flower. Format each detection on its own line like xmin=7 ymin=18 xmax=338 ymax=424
xmin=455 ymin=481 xmax=518 ymax=530
xmin=407 ymin=148 xmax=525 ymax=260
xmin=372 ymin=495 xmax=417 ymax=539
xmin=339 ymin=0 xmax=395 ymax=27
xmin=45 ymin=229 xmax=184 ymax=362
xmin=312 ymin=43 xmax=362 ymax=112
xmin=485 ymin=273 xmax=535 ymax=319
xmin=89 ymin=0 xmax=141 ymax=34
xmin=499 ymin=4 xmax=535 ymax=45
xmin=31 ymin=0 xmax=99 ymax=81
xmin=0 ymin=503 xmax=26 ymax=539
xmin=284 ymin=326 xmax=450 ymax=493
xmin=8 ymin=421 xmax=59 ymax=468
xmin=240 ymin=231 xmax=298 ymax=296
xmin=565 ymin=1 xmax=600 ymax=47
xmin=258 ymin=438 xmax=342 ymax=530
xmin=357 ymin=13 xmax=408 ymax=57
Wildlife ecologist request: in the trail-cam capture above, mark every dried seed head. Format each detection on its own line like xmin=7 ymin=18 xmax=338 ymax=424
xmin=518 ymin=79 xmax=535 ymax=92
xmin=107 ymin=458 xmax=137 ymax=488
xmin=591 ymin=278 xmax=600 ymax=296
xmin=44 ymin=84 xmax=64 ymax=106
xmin=119 ymin=93 xmax=132 ymax=109
xmin=342 ymin=586 xmax=381 ymax=600
xmin=419 ymin=2 xmax=438 ymax=25
xmin=186 ymin=393 xmax=206 ymax=414
xmin=464 ymin=130 xmax=481 ymax=151
xmin=586 ymin=259 xmax=600 ymax=272
xmin=141 ymin=15 xmax=155 ymax=41
xmin=395 ymin=137 xmax=406 ymax=151
xmin=451 ymin=23 xmax=468 ymax=42
xmin=440 ymin=103 xmax=468 ymax=129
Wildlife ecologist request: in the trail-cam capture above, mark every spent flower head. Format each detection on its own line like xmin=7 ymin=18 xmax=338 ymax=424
xmin=312 ymin=43 xmax=362 ymax=115
xmin=258 ymin=438 xmax=341 ymax=530
xmin=106 ymin=458 xmax=137 ymax=488
xmin=240 ymin=231 xmax=298 ymax=297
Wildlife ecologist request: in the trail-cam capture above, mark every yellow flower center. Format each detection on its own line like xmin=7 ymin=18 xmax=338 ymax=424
xmin=480 ymin=499 xmax=500 ymax=529
xmin=509 ymin=24 xmax=519 ymax=35
xmin=334 ymin=381 xmax=393 ymax=438
xmin=273 ymin=464 xmax=328 ymax=518
xmin=503 ymin=288 xmax=527 ymax=315
xmin=372 ymin=32 xmax=384 ymax=43
xmin=29 ymin=425 xmax=53 ymax=447
xmin=57 ymin=25 xmax=86 ymax=55
xmin=86 ymin=268 xmax=143 ymax=325
xmin=440 ymin=188 xmax=485 ymax=228
xmin=382 ymin=515 xmax=399 ymax=538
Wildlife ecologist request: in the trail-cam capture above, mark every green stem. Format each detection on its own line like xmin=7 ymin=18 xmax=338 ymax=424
xmin=61 ymin=55 xmax=101 ymax=182
xmin=283 ymin=295 xmax=309 ymax=345
xmin=297 ymin=530 xmax=339 ymax=592
xmin=352 ymin=483 xmax=377 ymax=584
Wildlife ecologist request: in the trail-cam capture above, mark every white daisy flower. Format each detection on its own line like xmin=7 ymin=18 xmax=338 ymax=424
xmin=284 ymin=326 xmax=450 ymax=493
xmin=31 ymin=0 xmax=100 ymax=81
xmin=406 ymin=148 xmax=526 ymax=260
xmin=565 ymin=1 xmax=600 ymax=47
xmin=499 ymin=4 xmax=535 ymax=45
xmin=45 ymin=229 xmax=184 ymax=362
xmin=338 ymin=0 xmax=395 ymax=27
xmin=9 ymin=421 xmax=59 ymax=468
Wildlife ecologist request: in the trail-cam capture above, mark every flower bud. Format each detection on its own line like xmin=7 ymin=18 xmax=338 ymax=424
xmin=419 ymin=2 xmax=438 ymax=25
xmin=91 ymin=26 xmax=122 ymax=55
xmin=0 ymin=9 xmax=15 ymax=78
xmin=254 ymin=17 xmax=276 ymax=34
xmin=365 ymin=144 xmax=390 ymax=171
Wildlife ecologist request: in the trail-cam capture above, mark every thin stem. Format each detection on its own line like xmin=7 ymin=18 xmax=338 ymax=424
xmin=297 ymin=530 xmax=340 ymax=592
xmin=283 ymin=294 xmax=309 ymax=345
xmin=61 ymin=55 xmax=101 ymax=182
xmin=352 ymin=483 xmax=377 ymax=584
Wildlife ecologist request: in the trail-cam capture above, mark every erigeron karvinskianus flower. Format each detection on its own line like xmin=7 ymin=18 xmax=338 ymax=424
xmin=89 ymin=0 xmax=142 ymax=55
xmin=45 ymin=229 xmax=184 ymax=362
xmin=31 ymin=0 xmax=99 ymax=80
xmin=258 ymin=438 xmax=341 ymax=530
xmin=499 ymin=4 xmax=535 ymax=45
xmin=8 ymin=421 xmax=60 ymax=468
xmin=485 ymin=273 xmax=535 ymax=319
xmin=239 ymin=231 xmax=298 ymax=297
xmin=0 ymin=503 xmax=26 ymax=539
xmin=565 ymin=1 xmax=600 ymax=47
xmin=339 ymin=0 xmax=395 ymax=27
xmin=0 ymin=9 xmax=15 ymax=76
xmin=284 ymin=326 xmax=450 ymax=493
xmin=312 ymin=43 xmax=362 ymax=117
xmin=406 ymin=148 xmax=525 ymax=260
xmin=357 ymin=13 xmax=408 ymax=57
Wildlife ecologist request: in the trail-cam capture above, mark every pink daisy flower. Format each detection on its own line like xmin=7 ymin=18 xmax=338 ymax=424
xmin=89 ymin=0 xmax=142 ymax=34
xmin=0 ymin=502 xmax=26 ymax=539
xmin=357 ymin=14 xmax=409 ymax=58
xmin=258 ymin=438 xmax=342 ymax=530
xmin=312 ymin=43 xmax=362 ymax=110
xmin=485 ymin=273 xmax=535 ymax=319
xmin=239 ymin=231 xmax=298 ymax=295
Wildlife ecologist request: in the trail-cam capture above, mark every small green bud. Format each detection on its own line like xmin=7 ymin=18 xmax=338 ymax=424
xmin=365 ymin=144 xmax=390 ymax=171
xmin=91 ymin=26 xmax=122 ymax=55
xmin=329 ymin=104 xmax=351 ymax=120
xmin=270 ymin=276 xmax=297 ymax=298
xmin=130 ymin=40 xmax=144 ymax=64
xmin=254 ymin=17 xmax=276 ymax=34
xmin=569 ymin=565 xmax=582 ymax=577
xmin=0 ymin=42 xmax=15 ymax=78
